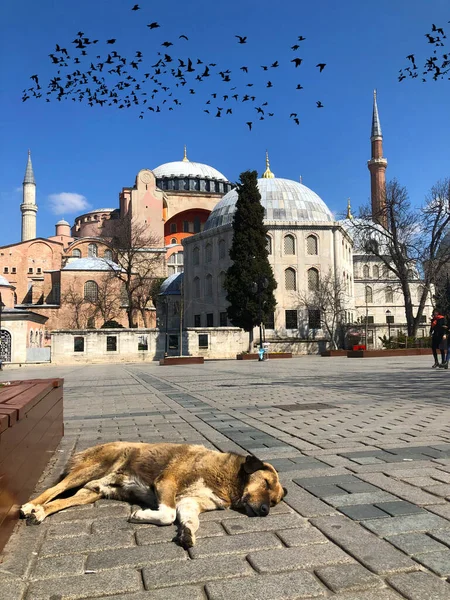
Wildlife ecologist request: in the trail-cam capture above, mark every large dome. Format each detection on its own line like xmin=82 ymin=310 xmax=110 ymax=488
xmin=204 ymin=177 xmax=333 ymax=231
xmin=153 ymin=160 xmax=229 ymax=182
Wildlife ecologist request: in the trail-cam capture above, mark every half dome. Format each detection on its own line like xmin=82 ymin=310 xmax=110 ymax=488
xmin=204 ymin=177 xmax=333 ymax=231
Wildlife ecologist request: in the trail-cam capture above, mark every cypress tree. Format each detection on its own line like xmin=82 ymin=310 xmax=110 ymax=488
xmin=224 ymin=170 xmax=277 ymax=343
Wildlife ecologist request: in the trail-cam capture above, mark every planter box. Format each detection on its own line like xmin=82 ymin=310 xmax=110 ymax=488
xmin=321 ymin=350 xmax=347 ymax=357
xmin=347 ymin=348 xmax=433 ymax=358
xmin=0 ymin=378 xmax=64 ymax=553
xmin=159 ymin=356 xmax=204 ymax=366
xmin=237 ymin=353 xmax=293 ymax=360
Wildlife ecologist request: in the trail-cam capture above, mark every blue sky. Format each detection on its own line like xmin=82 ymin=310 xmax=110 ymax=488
xmin=0 ymin=0 xmax=449 ymax=245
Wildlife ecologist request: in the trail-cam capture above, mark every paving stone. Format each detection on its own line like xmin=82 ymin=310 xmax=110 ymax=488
xmin=247 ymin=543 xmax=354 ymax=573
xmin=283 ymin=484 xmax=338 ymax=517
xmin=0 ymin=578 xmax=27 ymax=600
xmin=337 ymin=482 xmax=380 ymax=493
xmin=32 ymin=554 xmax=87 ymax=580
xmin=39 ymin=531 xmax=135 ymax=557
xmin=48 ymin=504 xmax=130 ymax=523
xmin=293 ymin=474 xmax=359 ymax=488
xmin=415 ymin=549 xmax=450 ymax=576
xmin=135 ymin=521 xmax=225 ymax=545
xmin=315 ymin=563 xmax=383 ymax=593
xmin=142 ymin=555 xmax=253 ymax=589
xmin=99 ymin=587 xmax=206 ymax=600
xmin=205 ymin=571 xmax=327 ymax=599
xmin=427 ymin=504 xmax=450 ymax=519
xmin=361 ymin=513 xmax=450 ymax=536
xmin=330 ymin=592 xmax=404 ymax=600
xmin=46 ymin=521 xmax=92 ymax=539
xmin=276 ymin=527 xmax=329 ymax=547
xmin=323 ymin=491 xmax=397 ymax=507
xmin=338 ymin=504 xmax=390 ymax=521
xmin=424 ymin=483 xmax=450 ymax=497
xmin=357 ymin=473 xmax=447 ymax=505
xmin=429 ymin=529 xmax=450 ymax=547
xmin=374 ymin=501 xmax=426 ymax=517
xmin=385 ymin=532 xmax=447 ymax=556
xmin=311 ymin=514 xmax=419 ymax=574
xmin=387 ymin=571 xmax=450 ymax=599
xmin=306 ymin=484 xmax=349 ymax=497
xmin=86 ymin=542 xmax=186 ymax=570
xmin=26 ymin=568 xmax=142 ymax=600
xmin=189 ymin=531 xmax=281 ymax=558
xmin=222 ymin=513 xmax=307 ymax=534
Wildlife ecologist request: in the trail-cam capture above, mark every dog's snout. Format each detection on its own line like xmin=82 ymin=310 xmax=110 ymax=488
xmin=259 ymin=503 xmax=269 ymax=516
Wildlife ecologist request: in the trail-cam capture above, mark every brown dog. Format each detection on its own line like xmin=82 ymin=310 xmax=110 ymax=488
xmin=20 ymin=442 xmax=287 ymax=548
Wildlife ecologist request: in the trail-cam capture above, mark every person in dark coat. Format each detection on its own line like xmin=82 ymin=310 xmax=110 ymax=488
xmin=430 ymin=309 xmax=447 ymax=368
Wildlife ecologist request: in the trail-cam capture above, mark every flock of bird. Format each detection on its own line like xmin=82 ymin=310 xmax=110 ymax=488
xmin=22 ymin=3 xmax=328 ymax=130
xmin=398 ymin=21 xmax=449 ymax=82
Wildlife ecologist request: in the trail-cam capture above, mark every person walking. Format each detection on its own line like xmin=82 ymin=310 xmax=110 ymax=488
xmin=430 ymin=309 xmax=447 ymax=368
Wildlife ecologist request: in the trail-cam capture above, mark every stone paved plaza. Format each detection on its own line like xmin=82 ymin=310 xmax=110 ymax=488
xmin=1 ymin=356 xmax=450 ymax=600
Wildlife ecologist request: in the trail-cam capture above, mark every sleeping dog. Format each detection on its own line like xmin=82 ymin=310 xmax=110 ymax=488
xmin=21 ymin=442 xmax=287 ymax=548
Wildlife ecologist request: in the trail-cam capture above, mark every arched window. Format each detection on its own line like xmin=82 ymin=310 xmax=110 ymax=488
xmin=306 ymin=235 xmax=318 ymax=255
xmin=84 ymin=280 xmax=98 ymax=302
xmin=373 ymin=265 xmax=379 ymax=279
xmin=219 ymin=240 xmax=226 ymax=259
xmin=88 ymin=243 xmax=98 ymax=258
xmin=205 ymin=274 xmax=213 ymax=296
xmin=39 ymin=330 xmax=43 ymax=347
xmin=407 ymin=269 xmax=415 ymax=280
xmin=193 ymin=247 xmax=200 ymax=266
xmin=171 ymin=238 xmax=177 ymax=245
xmin=363 ymin=265 xmax=370 ymax=278
xmin=218 ymin=271 xmax=226 ymax=292
xmin=385 ymin=286 xmax=393 ymax=303
xmin=193 ymin=277 xmax=200 ymax=298
xmin=205 ymin=244 xmax=212 ymax=263
xmin=382 ymin=265 xmax=390 ymax=279
xmin=104 ymin=249 xmax=113 ymax=261
xmin=266 ymin=235 xmax=272 ymax=255
xmin=365 ymin=285 xmax=373 ymax=303
xmin=307 ymin=268 xmax=319 ymax=291
xmin=29 ymin=331 xmax=34 ymax=346
xmin=285 ymin=268 xmax=297 ymax=291
xmin=284 ymin=234 xmax=295 ymax=255
xmin=72 ymin=248 xmax=81 ymax=258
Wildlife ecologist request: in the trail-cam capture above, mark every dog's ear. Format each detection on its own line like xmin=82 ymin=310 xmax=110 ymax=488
xmin=243 ymin=455 xmax=265 ymax=474
xmin=282 ymin=487 xmax=288 ymax=498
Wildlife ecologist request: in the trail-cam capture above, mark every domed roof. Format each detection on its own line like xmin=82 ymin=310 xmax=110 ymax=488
xmin=160 ymin=272 xmax=183 ymax=295
xmin=0 ymin=275 xmax=13 ymax=287
xmin=153 ymin=159 xmax=228 ymax=182
xmin=62 ymin=257 xmax=122 ymax=271
xmin=56 ymin=219 xmax=70 ymax=226
xmin=204 ymin=177 xmax=333 ymax=231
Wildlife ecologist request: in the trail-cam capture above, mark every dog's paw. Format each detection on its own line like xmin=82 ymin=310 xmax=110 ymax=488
xmin=177 ymin=527 xmax=195 ymax=549
xmin=25 ymin=505 xmax=45 ymax=525
xmin=129 ymin=509 xmax=146 ymax=523
xmin=20 ymin=503 xmax=36 ymax=518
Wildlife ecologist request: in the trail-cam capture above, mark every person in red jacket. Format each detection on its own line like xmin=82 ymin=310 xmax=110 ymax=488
xmin=430 ymin=309 xmax=447 ymax=368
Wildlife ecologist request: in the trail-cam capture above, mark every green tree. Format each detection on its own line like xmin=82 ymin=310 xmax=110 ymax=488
xmin=224 ymin=170 xmax=277 ymax=349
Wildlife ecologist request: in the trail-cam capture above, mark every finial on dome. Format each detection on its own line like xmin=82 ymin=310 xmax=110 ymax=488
xmin=182 ymin=145 xmax=189 ymax=162
xmin=299 ymin=175 xmax=303 ymax=184
xmin=346 ymin=197 xmax=353 ymax=220
xmin=262 ymin=150 xmax=275 ymax=178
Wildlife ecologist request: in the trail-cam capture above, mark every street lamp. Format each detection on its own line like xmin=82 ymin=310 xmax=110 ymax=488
xmin=0 ymin=293 xmax=5 ymax=370
xmin=386 ymin=309 xmax=392 ymax=342
xmin=164 ymin=295 xmax=169 ymax=357
xmin=252 ymin=276 xmax=268 ymax=357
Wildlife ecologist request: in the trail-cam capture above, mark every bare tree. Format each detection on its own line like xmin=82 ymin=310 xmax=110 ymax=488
xmin=90 ymin=273 xmax=123 ymax=326
xmin=60 ymin=279 xmax=94 ymax=329
xmin=351 ymin=178 xmax=450 ymax=336
xmin=298 ymin=270 xmax=349 ymax=349
xmin=109 ymin=214 xmax=165 ymax=327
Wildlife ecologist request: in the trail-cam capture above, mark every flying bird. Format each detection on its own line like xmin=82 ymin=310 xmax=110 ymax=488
xmin=291 ymin=58 xmax=303 ymax=67
xmin=296 ymin=84 xmax=304 ymax=89
xmin=131 ymin=4 xmax=140 ymax=10
xmin=147 ymin=22 xmax=160 ymax=29
xmin=291 ymin=45 xmax=300 ymax=50
xmin=107 ymin=39 xmax=116 ymax=44
xmin=316 ymin=101 xmax=324 ymax=108
xmin=298 ymin=36 xmax=306 ymax=41
xmin=246 ymin=121 xmax=252 ymax=130
xmin=179 ymin=35 xmax=189 ymax=40
xmin=235 ymin=35 xmax=247 ymax=44
xmin=316 ymin=63 xmax=326 ymax=72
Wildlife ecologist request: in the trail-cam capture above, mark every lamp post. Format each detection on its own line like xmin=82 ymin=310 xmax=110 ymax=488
xmin=164 ymin=295 xmax=169 ymax=357
xmin=252 ymin=277 xmax=268 ymax=357
xmin=0 ymin=293 xmax=5 ymax=370
xmin=386 ymin=309 xmax=392 ymax=342
xmin=365 ymin=292 xmax=369 ymax=349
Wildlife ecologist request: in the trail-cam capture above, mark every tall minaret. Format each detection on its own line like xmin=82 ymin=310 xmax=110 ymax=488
xmin=21 ymin=150 xmax=37 ymax=241
xmin=367 ymin=90 xmax=388 ymax=228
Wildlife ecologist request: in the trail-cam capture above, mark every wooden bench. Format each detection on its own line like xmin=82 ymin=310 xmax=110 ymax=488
xmin=0 ymin=378 xmax=64 ymax=554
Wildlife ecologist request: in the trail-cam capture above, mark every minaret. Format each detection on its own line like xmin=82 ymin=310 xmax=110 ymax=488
xmin=367 ymin=90 xmax=388 ymax=228
xmin=21 ymin=150 xmax=37 ymax=241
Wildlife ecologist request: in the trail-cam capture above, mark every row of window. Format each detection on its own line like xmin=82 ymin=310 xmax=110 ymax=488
xmin=3 ymin=267 xmax=42 ymax=275
xmin=363 ymin=315 xmax=427 ymax=325
xmin=361 ymin=265 xmax=416 ymax=280
xmin=365 ymin=285 xmax=426 ymax=304
xmin=72 ymin=244 xmax=113 ymax=260
xmin=169 ymin=218 xmax=202 ymax=234
xmin=29 ymin=330 xmax=44 ymax=347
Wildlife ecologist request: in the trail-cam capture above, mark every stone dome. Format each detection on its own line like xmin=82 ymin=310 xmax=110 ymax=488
xmin=0 ymin=275 xmax=13 ymax=287
xmin=204 ymin=177 xmax=333 ymax=231
xmin=56 ymin=219 xmax=70 ymax=226
xmin=153 ymin=160 xmax=228 ymax=182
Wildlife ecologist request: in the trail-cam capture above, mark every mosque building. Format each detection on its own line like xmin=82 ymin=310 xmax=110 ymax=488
xmin=0 ymin=93 xmax=433 ymax=363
